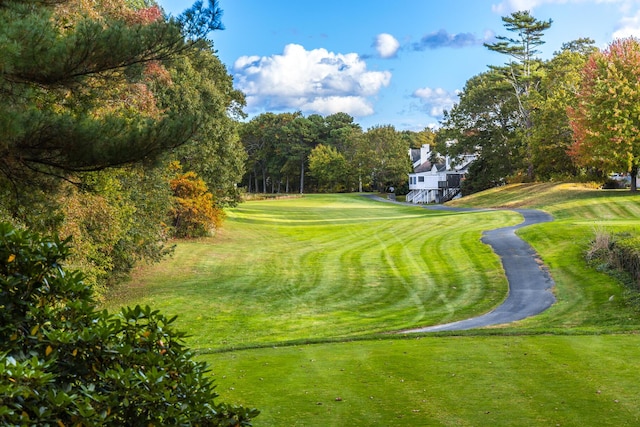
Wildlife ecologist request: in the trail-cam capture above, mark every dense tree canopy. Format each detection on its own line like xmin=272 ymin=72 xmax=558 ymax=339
xmin=239 ymin=113 xmax=417 ymax=194
xmin=167 ymin=45 xmax=246 ymax=206
xmin=308 ymin=144 xmax=348 ymax=192
xmin=0 ymin=1 xmax=259 ymax=422
xmin=569 ymin=37 xmax=640 ymax=191
xmin=0 ymin=0 xmax=245 ymax=290
xmin=438 ymin=10 xmax=609 ymax=192
xmin=438 ymin=71 xmax=521 ymax=194
xmin=0 ymin=0 xmax=193 ymax=184
xmin=529 ymin=39 xmax=595 ymax=180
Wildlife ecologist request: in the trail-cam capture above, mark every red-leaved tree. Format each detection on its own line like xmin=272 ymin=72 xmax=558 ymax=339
xmin=568 ymin=37 xmax=640 ymax=191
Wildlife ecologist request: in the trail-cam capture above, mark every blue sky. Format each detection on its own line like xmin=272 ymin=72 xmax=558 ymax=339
xmin=159 ymin=0 xmax=640 ymax=131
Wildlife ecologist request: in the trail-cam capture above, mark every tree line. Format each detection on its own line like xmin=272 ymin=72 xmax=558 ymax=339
xmin=238 ymin=112 xmax=430 ymax=194
xmin=437 ymin=11 xmax=640 ymax=193
xmin=1 ymin=0 xmax=260 ymax=424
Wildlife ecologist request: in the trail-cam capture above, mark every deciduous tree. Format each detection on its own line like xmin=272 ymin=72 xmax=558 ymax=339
xmin=569 ymin=37 xmax=640 ymax=191
xmin=309 ymin=144 xmax=348 ymax=192
xmin=362 ymin=125 xmax=412 ymax=192
xmin=438 ymin=71 xmax=521 ymax=194
xmin=529 ymin=39 xmax=596 ymax=179
xmin=165 ymin=45 xmax=246 ymax=206
xmin=170 ymin=163 xmax=224 ymax=238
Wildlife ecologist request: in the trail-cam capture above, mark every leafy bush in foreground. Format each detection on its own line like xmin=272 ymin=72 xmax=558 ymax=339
xmin=0 ymin=223 xmax=258 ymax=426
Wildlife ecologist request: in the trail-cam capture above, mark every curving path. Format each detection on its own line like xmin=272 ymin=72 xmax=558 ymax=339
xmin=365 ymin=195 xmax=556 ymax=332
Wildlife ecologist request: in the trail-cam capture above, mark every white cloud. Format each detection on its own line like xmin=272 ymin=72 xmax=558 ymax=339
xmin=613 ymin=8 xmax=640 ymax=38
xmin=373 ymin=33 xmax=400 ymax=58
xmin=233 ymin=44 xmax=391 ymax=117
xmin=411 ymin=87 xmax=459 ymax=118
xmin=302 ymin=96 xmax=376 ymax=116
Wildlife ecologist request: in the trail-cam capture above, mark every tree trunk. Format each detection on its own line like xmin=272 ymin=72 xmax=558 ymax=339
xmin=631 ymin=166 xmax=638 ymax=192
xmin=262 ymin=166 xmax=267 ymax=193
xmin=300 ymin=159 xmax=305 ymax=194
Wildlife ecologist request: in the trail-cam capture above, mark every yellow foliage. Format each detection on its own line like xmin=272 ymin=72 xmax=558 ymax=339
xmin=169 ymin=166 xmax=225 ymax=238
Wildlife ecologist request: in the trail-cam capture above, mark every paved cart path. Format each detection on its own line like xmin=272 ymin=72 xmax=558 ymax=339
xmin=366 ymin=195 xmax=556 ymax=332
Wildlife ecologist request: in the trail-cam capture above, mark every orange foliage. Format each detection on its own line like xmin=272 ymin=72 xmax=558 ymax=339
xmin=127 ymin=5 xmax=163 ymax=25
xmin=56 ymin=1 xmax=162 ymax=25
xmin=144 ymin=61 xmax=173 ymax=86
xmin=569 ymin=37 xmax=640 ymax=172
xmin=170 ymin=167 xmax=225 ymax=238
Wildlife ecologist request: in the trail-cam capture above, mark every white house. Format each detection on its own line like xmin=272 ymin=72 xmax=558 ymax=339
xmin=406 ymin=143 xmax=475 ymax=204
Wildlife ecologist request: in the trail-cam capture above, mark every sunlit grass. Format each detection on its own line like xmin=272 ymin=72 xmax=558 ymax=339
xmin=107 ymin=194 xmax=519 ymax=350
xmin=204 ymin=335 xmax=640 ymax=427
xmin=106 ymin=185 xmax=640 ymax=426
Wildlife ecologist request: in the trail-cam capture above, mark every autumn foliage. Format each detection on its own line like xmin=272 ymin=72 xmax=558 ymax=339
xmin=569 ymin=37 xmax=640 ymax=189
xmin=170 ymin=164 xmax=225 ymax=238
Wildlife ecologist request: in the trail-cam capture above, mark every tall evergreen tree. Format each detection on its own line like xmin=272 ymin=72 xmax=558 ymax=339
xmin=485 ymin=10 xmax=552 ymax=179
xmin=0 ymin=0 xmax=222 ymax=193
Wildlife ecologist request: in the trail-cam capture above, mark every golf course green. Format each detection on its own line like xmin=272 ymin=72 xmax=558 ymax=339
xmin=107 ymin=183 xmax=640 ymax=426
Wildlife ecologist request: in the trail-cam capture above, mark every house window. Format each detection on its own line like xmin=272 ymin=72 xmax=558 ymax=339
xmin=418 ymin=176 xmax=425 ymax=182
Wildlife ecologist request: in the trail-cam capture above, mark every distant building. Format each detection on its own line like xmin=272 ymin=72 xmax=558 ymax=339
xmin=406 ymin=143 xmax=475 ymax=204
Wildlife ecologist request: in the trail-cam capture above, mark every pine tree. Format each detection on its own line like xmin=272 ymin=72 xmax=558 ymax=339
xmin=0 ymin=0 xmax=219 ymax=188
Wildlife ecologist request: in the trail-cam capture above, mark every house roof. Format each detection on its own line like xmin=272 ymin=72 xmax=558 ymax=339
xmin=414 ymin=161 xmax=433 ymax=173
xmin=413 ymin=161 xmax=447 ymax=174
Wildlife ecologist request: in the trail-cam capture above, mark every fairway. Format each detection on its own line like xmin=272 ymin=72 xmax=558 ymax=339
xmin=204 ymin=335 xmax=640 ymax=427
xmin=111 ymin=194 xmax=520 ymax=349
xmin=108 ymin=186 xmax=640 ymax=426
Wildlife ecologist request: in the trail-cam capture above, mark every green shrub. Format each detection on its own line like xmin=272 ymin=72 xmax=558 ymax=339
xmin=0 ymin=223 xmax=258 ymax=426
xmin=587 ymin=229 xmax=640 ymax=291
xmin=612 ymin=235 xmax=640 ymax=289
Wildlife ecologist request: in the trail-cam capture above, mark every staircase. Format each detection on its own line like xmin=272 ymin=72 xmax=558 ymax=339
xmin=440 ymin=187 xmax=461 ymax=203
xmin=406 ymin=189 xmax=435 ymax=204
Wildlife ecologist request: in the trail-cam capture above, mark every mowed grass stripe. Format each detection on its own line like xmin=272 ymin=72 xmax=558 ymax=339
xmin=108 ymin=185 xmax=640 ymax=426
xmin=203 ymin=335 xmax=640 ymax=426
xmin=108 ymin=194 xmax=522 ymax=348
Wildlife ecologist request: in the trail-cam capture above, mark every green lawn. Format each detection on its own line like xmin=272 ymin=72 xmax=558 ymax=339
xmin=207 ymin=335 xmax=640 ymax=427
xmin=108 ymin=194 xmax=521 ymax=349
xmin=107 ymin=185 xmax=640 ymax=426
